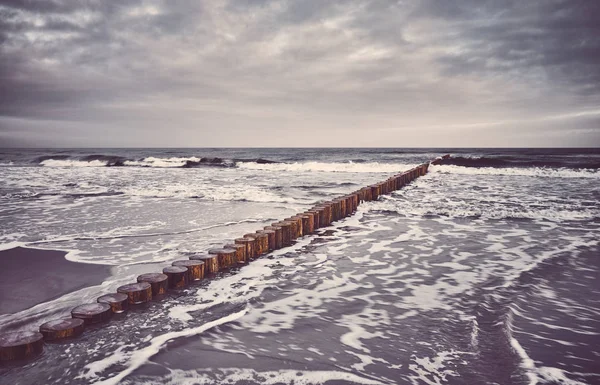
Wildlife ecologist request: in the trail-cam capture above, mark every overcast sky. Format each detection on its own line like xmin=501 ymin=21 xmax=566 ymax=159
xmin=1 ymin=0 xmax=599 ymax=147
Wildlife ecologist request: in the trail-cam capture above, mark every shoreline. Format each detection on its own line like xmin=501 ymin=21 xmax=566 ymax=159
xmin=0 ymin=247 xmax=111 ymax=316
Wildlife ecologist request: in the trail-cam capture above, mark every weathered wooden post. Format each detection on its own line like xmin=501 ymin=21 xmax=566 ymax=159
xmin=301 ymin=213 xmax=314 ymax=234
xmin=172 ymin=260 xmax=205 ymax=281
xmin=209 ymin=248 xmax=237 ymax=267
xmin=277 ymin=221 xmax=296 ymax=243
xmin=189 ymin=254 xmax=219 ymax=275
xmin=280 ymin=221 xmax=294 ymax=244
xmin=0 ymin=332 xmax=44 ymax=361
xmin=324 ymin=202 xmax=334 ymax=224
xmin=307 ymin=209 xmax=321 ymax=229
xmin=243 ymin=234 xmax=262 ymax=256
xmin=39 ymin=319 xmax=85 ymax=341
xmin=370 ymin=185 xmax=380 ymax=200
xmin=117 ymin=282 xmax=153 ymax=304
xmin=137 ymin=273 xmax=169 ymax=297
xmin=264 ymin=225 xmax=283 ymax=249
xmin=252 ymin=233 xmax=269 ymax=255
xmin=256 ymin=229 xmax=276 ymax=251
xmin=290 ymin=215 xmax=304 ymax=236
xmin=97 ymin=293 xmax=129 ymax=313
xmin=234 ymin=238 xmax=256 ymax=260
xmin=336 ymin=198 xmax=346 ymax=218
xmin=71 ymin=303 xmax=112 ymax=325
xmin=224 ymin=243 xmax=247 ymax=263
xmin=162 ymin=266 xmax=188 ymax=288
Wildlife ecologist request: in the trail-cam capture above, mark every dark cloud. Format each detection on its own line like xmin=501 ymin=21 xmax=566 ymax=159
xmin=0 ymin=0 xmax=598 ymax=146
xmin=422 ymin=1 xmax=600 ymax=96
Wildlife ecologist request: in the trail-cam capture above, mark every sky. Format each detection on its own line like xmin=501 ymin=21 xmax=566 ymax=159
xmin=0 ymin=0 xmax=599 ymax=147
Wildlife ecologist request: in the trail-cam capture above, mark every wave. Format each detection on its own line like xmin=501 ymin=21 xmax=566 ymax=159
xmin=237 ymin=161 xmax=415 ymax=173
xmin=117 ymin=184 xmax=297 ymax=203
xmin=40 ymin=159 xmax=109 ymax=167
xmin=430 ymin=164 xmax=599 ymax=179
xmin=35 ymin=154 xmax=71 ymax=162
xmin=437 ymin=156 xmax=600 ymax=169
xmin=37 ymin=156 xmax=278 ymax=168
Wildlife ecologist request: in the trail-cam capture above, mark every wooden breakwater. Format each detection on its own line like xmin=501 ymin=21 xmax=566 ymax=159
xmin=0 ymin=156 xmax=445 ymax=362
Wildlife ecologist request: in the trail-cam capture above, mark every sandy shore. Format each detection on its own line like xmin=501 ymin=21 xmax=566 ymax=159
xmin=0 ymin=247 xmax=111 ymax=315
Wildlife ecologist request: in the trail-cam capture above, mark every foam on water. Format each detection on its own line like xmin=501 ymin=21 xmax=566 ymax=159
xmin=123 ymin=157 xmax=203 ymax=168
xmin=40 ymin=159 xmax=109 ymax=167
xmin=237 ymin=161 xmax=416 ymax=173
xmin=84 ymin=309 xmax=249 ymax=385
xmin=127 ymin=368 xmax=387 ymax=385
xmin=431 ymin=164 xmax=599 ymax=179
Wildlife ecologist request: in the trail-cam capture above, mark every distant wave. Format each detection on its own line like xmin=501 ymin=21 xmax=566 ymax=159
xmin=437 ymin=156 xmax=600 ymax=169
xmin=37 ymin=156 xmax=278 ymax=168
xmin=430 ymin=164 xmax=599 ymax=179
xmin=237 ymin=161 xmax=414 ymax=173
xmin=36 ymin=155 xmax=410 ymax=173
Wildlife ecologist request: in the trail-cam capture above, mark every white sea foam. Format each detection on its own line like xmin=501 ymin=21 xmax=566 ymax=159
xmin=123 ymin=156 xmax=202 ymax=168
xmin=40 ymin=159 xmax=108 ymax=167
xmin=84 ymin=309 xmax=248 ymax=385
xmin=237 ymin=161 xmax=416 ymax=173
xmin=408 ymin=351 xmax=461 ymax=385
xmin=129 ymin=368 xmax=386 ymax=385
xmin=120 ymin=184 xmax=294 ymax=203
xmin=430 ymin=164 xmax=599 ymax=179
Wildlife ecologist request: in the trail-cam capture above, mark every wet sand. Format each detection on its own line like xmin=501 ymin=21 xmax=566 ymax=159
xmin=0 ymin=247 xmax=111 ymax=315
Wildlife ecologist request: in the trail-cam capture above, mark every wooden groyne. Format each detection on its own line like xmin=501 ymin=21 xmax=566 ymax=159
xmin=0 ymin=157 xmax=444 ymax=362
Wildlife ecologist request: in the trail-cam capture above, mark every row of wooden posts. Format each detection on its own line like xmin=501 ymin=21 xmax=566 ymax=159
xmin=0 ymin=159 xmax=441 ymax=362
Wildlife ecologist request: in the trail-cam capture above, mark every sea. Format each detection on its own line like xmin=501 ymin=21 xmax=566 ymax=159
xmin=0 ymin=148 xmax=598 ymax=385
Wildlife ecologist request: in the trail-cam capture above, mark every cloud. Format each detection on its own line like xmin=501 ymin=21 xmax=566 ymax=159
xmin=0 ymin=0 xmax=598 ymax=146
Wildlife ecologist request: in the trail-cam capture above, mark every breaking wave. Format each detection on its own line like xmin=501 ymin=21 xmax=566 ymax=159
xmin=437 ymin=155 xmax=600 ymax=169
xmin=38 ymin=156 xmax=278 ymax=168
xmin=237 ymin=161 xmax=414 ymax=173
xmin=430 ymin=164 xmax=599 ymax=179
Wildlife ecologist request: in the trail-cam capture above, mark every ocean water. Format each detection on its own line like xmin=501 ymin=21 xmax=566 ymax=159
xmin=0 ymin=148 xmax=598 ymax=385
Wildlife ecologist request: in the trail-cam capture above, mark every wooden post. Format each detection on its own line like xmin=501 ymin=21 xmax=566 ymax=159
xmin=281 ymin=220 xmax=298 ymax=240
xmin=252 ymin=233 xmax=269 ymax=255
xmin=257 ymin=229 xmax=276 ymax=251
xmin=369 ymin=185 xmax=379 ymax=200
xmin=189 ymin=254 xmax=219 ymax=275
xmin=242 ymin=234 xmax=261 ymax=256
xmin=289 ymin=216 xmax=304 ymax=236
xmin=307 ymin=209 xmax=321 ymax=229
xmin=39 ymin=318 xmax=85 ymax=341
xmin=172 ymin=260 xmax=205 ymax=281
xmin=275 ymin=221 xmax=293 ymax=245
xmin=301 ymin=213 xmax=314 ymax=234
xmin=324 ymin=203 xmax=334 ymax=224
xmin=264 ymin=226 xmax=283 ymax=249
xmin=378 ymin=181 xmax=387 ymax=195
xmin=224 ymin=243 xmax=247 ymax=263
xmin=360 ymin=187 xmax=370 ymax=201
xmin=97 ymin=293 xmax=129 ymax=313
xmin=336 ymin=198 xmax=346 ymax=218
xmin=71 ymin=303 xmax=112 ymax=325
xmin=162 ymin=266 xmax=188 ymax=288
xmin=0 ymin=332 xmax=44 ymax=361
xmin=282 ymin=219 xmax=299 ymax=240
xmin=209 ymin=248 xmax=237 ymax=267
xmin=345 ymin=195 xmax=354 ymax=214
xmin=117 ymin=282 xmax=153 ymax=304
xmin=137 ymin=273 xmax=168 ymax=297
xmin=235 ymin=238 xmax=256 ymax=259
